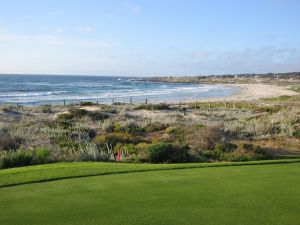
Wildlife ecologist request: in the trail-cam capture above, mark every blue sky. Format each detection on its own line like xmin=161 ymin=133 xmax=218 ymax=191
xmin=0 ymin=0 xmax=299 ymax=76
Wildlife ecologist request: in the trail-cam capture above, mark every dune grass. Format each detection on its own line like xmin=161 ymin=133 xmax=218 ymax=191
xmin=1 ymin=161 xmax=300 ymax=225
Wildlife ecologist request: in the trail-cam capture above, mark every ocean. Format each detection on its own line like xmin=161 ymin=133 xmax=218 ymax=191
xmin=0 ymin=75 xmax=238 ymax=105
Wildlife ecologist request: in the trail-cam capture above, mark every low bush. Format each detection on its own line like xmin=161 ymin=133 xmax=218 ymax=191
xmin=146 ymin=142 xmax=189 ymax=163
xmin=135 ymin=142 xmax=151 ymax=162
xmin=79 ymin=143 xmax=110 ymax=161
xmin=165 ymin=126 xmax=178 ymax=134
xmin=0 ymin=130 xmax=24 ymax=151
xmin=80 ymin=101 xmax=94 ymax=106
xmin=185 ymin=127 xmax=223 ymax=156
xmin=134 ymin=104 xmax=171 ymax=111
xmin=215 ymin=143 xmax=237 ymax=153
xmin=220 ymin=149 xmax=269 ymax=161
xmin=94 ymin=132 xmax=143 ymax=148
xmin=113 ymin=121 xmax=145 ymax=133
xmin=35 ymin=147 xmax=51 ymax=164
xmin=293 ymin=128 xmax=300 ymax=138
xmin=120 ymin=143 xmax=137 ymax=154
xmin=254 ymin=105 xmax=281 ymax=113
xmin=41 ymin=105 xmax=52 ymax=113
xmin=56 ymin=108 xmax=109 ymax=127
xmin=88 ymin=111 xmax=109 ymax=121
xmin=1 ymin=150 xmax=34 ymax=169
xmin=145 ymin=123 xmax=167 ymax=132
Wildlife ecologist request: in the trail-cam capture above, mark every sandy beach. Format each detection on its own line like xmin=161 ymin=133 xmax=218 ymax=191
xmin=198 ymin=83 xmax=298 ymax=102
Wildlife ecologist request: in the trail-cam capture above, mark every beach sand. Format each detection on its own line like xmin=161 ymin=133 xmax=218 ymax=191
xmin=198 ymin=83 xmax=298 ymax=102
xmin=75 ymin=84 xmax=298 ymax=112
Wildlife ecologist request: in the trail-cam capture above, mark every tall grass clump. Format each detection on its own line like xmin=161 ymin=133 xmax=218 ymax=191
xmin=1 ymin=150 xmax=34 ymax=169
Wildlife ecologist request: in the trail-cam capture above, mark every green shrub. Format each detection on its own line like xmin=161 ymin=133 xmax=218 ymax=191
xmin=147 ymin=142 xmax=189 ymax=163
xmin=121 ymin=143 xmax=137 ymax=154
xmin=56 ymin=109 xmax=109 ymax=128
xmin=165 ymin=126 xmax=178 ymax=134
xmin=254 ymin=105 xmax=281 ymax=113
xmin=35 ymin=147 xmax=51 ymax=164
xmin=94 ymin=132 xmax=143 ymax=148
xmin=134 ymin=104 xmax=170 ymax=111
xmin=88 ymin=111 xmax=109 ymax=121
xmin=114 ymin=122 xmax=144 ymax=133
xmin=294 ymin=128 xmax=300 ymax=138
xmin=215 ymin=143 xmax=237 ymax=153
xmin=1 ymin=150 xmax=34 ymax=169
xmin=56 ymin=113 xmax=75 ymax=128
xmin=80 ymin=101 xmax=94 ymax=106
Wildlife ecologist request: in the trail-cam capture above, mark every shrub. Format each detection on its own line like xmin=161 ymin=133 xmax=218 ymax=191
xmin=94 ymin=132 xmax=143 ymax=148
xmin=185 ymin=127 xmax=223 ymax=156
xmin=219 ymin=143 xmax=270 ymax=162
xmin=147 ymin=142 xmax=189 ymax=163
xmin=294 ymin=128 xmax=300 ymax=138
xmin=215 ymin=143 xmax=237 ymax=153
xmin=121 ymin=143 xmax=137 ymax=154
xmin=41 ymin=105 xmax=52 ymax=113
xmin=220 ymin=149 xmax=268 ymax=162
xmin=0 ymin=130 xmax=24 ymax=151
xmin=88 ymin=111 xmax=109 ymax=121
xmin=1 ymin=150 xmax=34 ymax=169
xmin=165 ymin=126 xmax=178 ymax=134
xmin=79 ymin=143 xmax=109 ymax=161
xmin=135 ymin=142 xmax=151 ymax=162
xmin=145 ymin=123 xmax=167 ymax=132
xmin=35 ymin=147 xmax=51 ymax=164
xmin=80 ymin=101 xmax=94 ymax=106
xmin=114 ymin=120 xmax=144 ymax=133
xmin=69 ymin=107 xmax=88 ymax=118
xmin=134 ymin=104 xmax=170 ymax=111
xmin=201 ymin=143 xmax=237 ymax=160
xmin=56 ymin=109 xmax=109 ymax=127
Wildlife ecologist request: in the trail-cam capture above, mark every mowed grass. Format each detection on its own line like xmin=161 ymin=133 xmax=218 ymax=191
xmin=1 ymin=159 xmax=300 ymax=187
xmin=1 ymin=161 xmax=300 ymax=225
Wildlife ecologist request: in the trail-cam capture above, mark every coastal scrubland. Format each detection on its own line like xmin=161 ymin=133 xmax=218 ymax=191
xmin=0 ymin=77 xmax=299 ymax=168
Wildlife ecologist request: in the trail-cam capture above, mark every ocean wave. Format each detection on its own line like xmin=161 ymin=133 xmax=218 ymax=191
xmin=0 ymin=91 xmax=67 ymax=98
xmin=0 ymin=76 xmax=237 ymax=104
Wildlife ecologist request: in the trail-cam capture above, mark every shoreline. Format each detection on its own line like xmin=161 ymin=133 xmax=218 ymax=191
xmin=195 ymin=83 xmax=298 ymax=102
xmin=161 ymin=83 xmax=298 ymax=104
xmin=0 ymin=83 xmax=298 ymax=107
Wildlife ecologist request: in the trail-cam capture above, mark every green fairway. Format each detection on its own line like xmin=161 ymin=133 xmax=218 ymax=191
xmin=1 ymin=161 xmax=300 ymax=225
xmin=1 ymin=159 xmax=300 ymax=188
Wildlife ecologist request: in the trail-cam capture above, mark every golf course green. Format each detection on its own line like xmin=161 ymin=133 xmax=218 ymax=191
xmin=1 ymin=160 xmax=300 ymax=225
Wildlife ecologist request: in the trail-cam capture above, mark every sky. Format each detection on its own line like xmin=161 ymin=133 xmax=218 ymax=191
xmin=0 ymin=0 xmax=300 ymax=76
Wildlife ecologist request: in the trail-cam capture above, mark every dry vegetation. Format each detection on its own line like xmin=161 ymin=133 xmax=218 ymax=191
xmin=0 ymin=76 xmax=300 ymax=168
xmin=0 ymin=79 xmax=300 ymax=168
